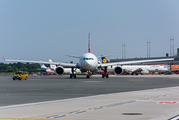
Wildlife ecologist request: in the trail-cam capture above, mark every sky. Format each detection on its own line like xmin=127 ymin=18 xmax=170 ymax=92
xmin=1 ymin=0 xmax=179 ymax=63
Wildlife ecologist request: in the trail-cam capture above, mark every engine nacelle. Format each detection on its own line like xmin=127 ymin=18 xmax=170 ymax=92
xmin=114 ymin=66 xmax=123 ymax=75
xmin=55 ymin=66 xmax=64 ymax=75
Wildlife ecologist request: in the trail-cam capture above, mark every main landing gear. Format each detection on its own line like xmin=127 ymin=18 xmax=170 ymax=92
xmin=70 ymin=74 xmax=76 ymax=78
xmin=102 ymin=67 xmax=109 ymax=78
xmin=102 ymin=74 xmax=108 ymax=78
xmin=70 ymin=67 xmax=76 ymax=78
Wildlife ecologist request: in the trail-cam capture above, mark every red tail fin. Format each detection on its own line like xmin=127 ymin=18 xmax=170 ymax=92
xmin=174 ymin=54 xmax=177 ymax=59
xmin=2 ymin=56 xmax=5 ymax=61
xmin=88 ymin=33 xmax=91 ymax=53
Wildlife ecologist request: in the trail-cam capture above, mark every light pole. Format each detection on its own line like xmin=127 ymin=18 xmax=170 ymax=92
xmin=170 ymin=37 xmax=174 ymax=56
xmin=147 ymin=40 xmax=150 ymax=58
xmin=122 ymin=44 xmax=123 ymax=59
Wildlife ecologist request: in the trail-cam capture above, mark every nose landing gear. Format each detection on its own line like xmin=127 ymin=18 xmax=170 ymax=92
xmin=86 ymin=71 xmax=91 ymax=78
xmin=102 ymin=74 xmax=108 ymax=78
xmin=70 ymin=74 xmax=76 ymax=78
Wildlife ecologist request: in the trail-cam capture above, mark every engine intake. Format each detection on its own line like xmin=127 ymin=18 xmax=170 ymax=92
xmin=55 ymin=66 xmax=64 ymax=75
xmin=114 ymin=66 xmax=123 ymax=75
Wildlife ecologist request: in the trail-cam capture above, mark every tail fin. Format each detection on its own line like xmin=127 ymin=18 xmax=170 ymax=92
xmin=101 ymin=57 xmax=109 ymax=63
xmin=49 ymin=59 xmax=56 ymax=70
xmin=174 ymin=54 xmax=177 ymax=59
xmin=2 ymin=56 xmax=5 ymax=61
xmin=40 ymin=64 xmax=47 ymax=69
xmin=49 ymin=59 xmax=53 ymax=62
xmin=97 ymin=59 xmax=101 ymax=64
xmin=88 ymin=33 xmax=91 ymax=53
xmin=40 ymin=64 xmax=48 ymax=72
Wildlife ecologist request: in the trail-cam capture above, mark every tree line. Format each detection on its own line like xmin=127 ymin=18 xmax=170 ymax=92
xmin=0 ymin=62 xmax=40 ymax=73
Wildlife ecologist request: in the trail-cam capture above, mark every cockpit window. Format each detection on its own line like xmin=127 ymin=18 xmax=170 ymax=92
xmin=83 ymin=58 xmax=94 ymax=60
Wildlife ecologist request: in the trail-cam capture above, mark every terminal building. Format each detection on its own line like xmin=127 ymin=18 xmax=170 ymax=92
xmin=110 ymin=48 xmax=179 ymax=71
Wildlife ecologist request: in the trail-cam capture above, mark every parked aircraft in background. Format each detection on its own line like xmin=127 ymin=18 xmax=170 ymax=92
xmin=40 ymin=64 xmax=54 ymax=73
xmin=41 ymin=59 xmax=80 ymax=74
xmin=2 ymin=33 xmax=174 ymax=78
xmin=49 ymin=59 xmax=56 ymax=71
xmin=101 ymin=57 xmax=170 ymax=75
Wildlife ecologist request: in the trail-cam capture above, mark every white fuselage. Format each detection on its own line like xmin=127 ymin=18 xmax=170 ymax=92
xmin=107 ymin=65 xmax=169 ymax=73
xmin=79 ymin=53 xmax=98 ymax=72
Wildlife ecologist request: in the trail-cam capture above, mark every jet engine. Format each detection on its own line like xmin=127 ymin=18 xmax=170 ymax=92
xmin=55 ymin=66 xmax=64 ymax=75
xmin=114 ymin=66 xmax=123 ymax=75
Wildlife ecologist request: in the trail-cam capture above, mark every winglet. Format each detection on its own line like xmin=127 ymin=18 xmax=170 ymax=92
xmin=2 ymin=56 xmax=5 ymax=61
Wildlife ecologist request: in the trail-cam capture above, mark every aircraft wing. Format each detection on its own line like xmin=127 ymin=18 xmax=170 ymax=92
xmin=65 ymin=55 xmax=80 ymax=58
xmin=98 ymin=58 xmax=174 ymax=67
xmin=2 ymin=57 xmax=76 ymax=67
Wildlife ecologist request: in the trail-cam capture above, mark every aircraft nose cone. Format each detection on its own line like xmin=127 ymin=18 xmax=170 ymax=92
xmin=86 ymin=64 xmax=93 ymax=69
xmin=82 ymin=61 xmax=95 ymax=70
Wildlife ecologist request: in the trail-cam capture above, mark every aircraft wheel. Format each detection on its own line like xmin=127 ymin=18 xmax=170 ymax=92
xmin=102 ymin=74 xmax=104 ymax=78
xmin=74 ymin=74 xmax=76 ymax=78
xmin=106 ymin=74 xmax=109 ymax=78
xmin=70 ymin=74 xmax=72 ymax=78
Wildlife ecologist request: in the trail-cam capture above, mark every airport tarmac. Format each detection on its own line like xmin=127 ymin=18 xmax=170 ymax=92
xmin=0 ymin=75 xmax=179 ymax=120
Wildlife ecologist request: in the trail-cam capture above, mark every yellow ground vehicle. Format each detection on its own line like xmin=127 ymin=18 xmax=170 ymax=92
xmin=13 ymin=71 xmax=28 ymax=80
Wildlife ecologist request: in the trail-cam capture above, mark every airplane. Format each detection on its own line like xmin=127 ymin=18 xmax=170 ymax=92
xmin=40 ymin=64 xmax=54 ymax=72
xmin=2 ymin=33 xmax=175 ymax=78
xmin=101 ymin=57 xmax=170 ymax=75
xmin=40 ymin=63 xmax=72 ymax=74
xmin=41 ymin=59 xmax=80 ymax=74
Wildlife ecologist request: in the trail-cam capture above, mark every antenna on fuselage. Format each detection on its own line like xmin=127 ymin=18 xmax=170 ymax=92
xmin=88 ymin=33 xmax=91 ymax=53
